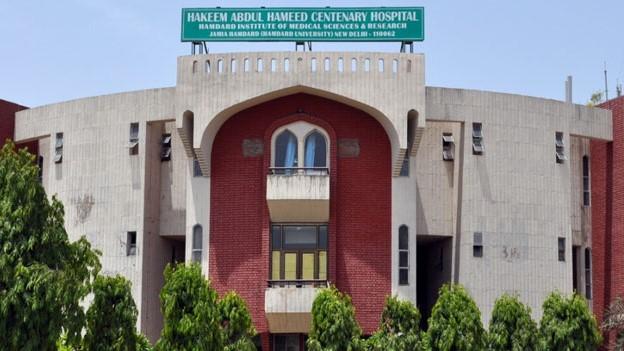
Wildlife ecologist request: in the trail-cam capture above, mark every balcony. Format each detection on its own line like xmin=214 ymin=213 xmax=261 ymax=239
xmin=266 ymin=168 xmax=330 ymax=222
xmin=265 ymin=280 xmax=328 ymax=333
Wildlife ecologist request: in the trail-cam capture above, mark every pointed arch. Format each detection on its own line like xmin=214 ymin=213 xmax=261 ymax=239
xmin=194 ymin=85 xmax=399 ymax=176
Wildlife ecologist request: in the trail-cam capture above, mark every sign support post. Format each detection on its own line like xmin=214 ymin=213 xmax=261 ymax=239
xmin=400 ymin=41 xmax=414 ymax=53
xmin=191 ymin=41 xmax=208 ymax=55
xmin=295 ymin=41 xmax=313 ymax=52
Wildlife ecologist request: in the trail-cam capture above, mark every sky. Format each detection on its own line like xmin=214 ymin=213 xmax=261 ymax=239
xmin=1 ymin=0 xmax=623 ymax=107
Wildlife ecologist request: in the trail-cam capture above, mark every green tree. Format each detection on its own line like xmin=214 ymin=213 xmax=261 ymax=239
xmin=367 ymin=296 xmax=430 ymax=351
xmin=0 ymin=141 xmax=101 ymax=350
xmin=587 ymin=91 xmax=604 ymax=107
xmin=602 ymin=297 xmax=624 ymax=350
xmin=488 ymin=294 xmax=538 ymax=351
xmin=539 ymin=292 xmax=601 ymax=351
xmin=155 ymin=263 xmax=223 ymax=351
xmin=219 ymin=292 xmax=257 ymax=351
xmin=307 ymin=286 xmax=364 ymax=351
xmin=83 ymin=275 xmax=150 ymax=351
xmin=427 ymin=284 xmax=485 ymax=351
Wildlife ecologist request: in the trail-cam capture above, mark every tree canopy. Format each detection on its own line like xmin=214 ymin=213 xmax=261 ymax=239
xmin=427 ymin=284 xmax=485 ymax=351
xmin=539 ymin=292 xmax=601 ymax=351
xmin=219 ymin=292 xmax=256 ymax=351
xmin=488 ymin=294 xmax=538 ymax=351
xmin=307 ymin=286 xmax=363 ymax=351
xmin=367 ymin=296 xmax=430 ymax=351
xmin=155 ymin=263 xmax=223 ymax=351
xmin=83 ymin=275 xmax=146 ymax=351
xmin=602 ymin=297 xmax=624 ymax=351
xmin=0 ymin=141 xmax=101 ymax=350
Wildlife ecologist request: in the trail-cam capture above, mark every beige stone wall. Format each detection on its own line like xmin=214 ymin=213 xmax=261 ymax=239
xmin=415 ymin=121 xmax=462 ymax=237
xmin=15 ymin=88 xmax=176 ymax=335
xmin=426 ymin=86 xmax=611 ymax=323
xmin=159 ymin=122 xmax=186 ymax=237
xmin=175 ymin=52 xmax=426 ymax=176
xmin=13 ymin=54 xmax=613 ymax=335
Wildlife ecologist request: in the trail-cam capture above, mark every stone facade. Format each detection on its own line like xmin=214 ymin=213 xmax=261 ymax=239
xmin=12 ymin=52 xmax=613 ymax=348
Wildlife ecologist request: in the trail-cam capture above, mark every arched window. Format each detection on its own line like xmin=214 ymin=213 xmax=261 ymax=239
xmin=271 ymin=122 xmax=330 ymax=175
xmin=192 ymin=225 xmax=202 ymax=263
xmin=274 ymin=130 xmax=298 ymax=171
xmin=304 ymin=131 xmax=327 ymax=168
xmin=399 ymin=225 xmax=409 ymax=285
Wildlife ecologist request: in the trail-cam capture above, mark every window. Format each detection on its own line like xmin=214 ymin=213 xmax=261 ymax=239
xmin=442 ymin=133 xmax=454 ymax=161
xmin=400 ymin=116 xmax=416 ymax=176
xmin=273 ymin=335 xmax=300 ymax=351
xmin=555 ymin=132 xmax=566 ymax=164
xmin=583 ymin=156 xmax=590 ymax=206
xmin=54 ymin=132 xmax=63 ymax=163
xmin=37 ymin=156 xmax=44 ymax=182
xmin=193 ymin=158 xmax=202 ymax=177
xmin=129 ymin=123 xmax=139 ymax=155
xmin=127 ymin=231 xmax=137 ymax=256
xmin=558 ymin=237 xmax=566 ymax=262
xmin=399 ymin=225 xmax=409 ymax=285
xmin=284 ymin=58 xmax=290 ymax=72
xmin=271 ymin=122 xmax=330 ymax=175
xmin=270 ymin=224 xmax=328 ymax=287
xmin=473 ymin=232 xmax=483 ymax=257
xmin=585 ymin=248 xmax=592 ymax=299
xmin=304 ymin=131 xmax=327 ymax=169
xmin=399 ymin=153 xmax=410 ymax=176
xmin=161 ymin=133 xmax=172 ymax=161
xmin=257 ymin=58 xmax=263 ymax=72
xmin=192 ymin=225 xmax=202 ymax=263
xmin=472 ymin=123 xmax=484 ymax=155
xmin=274 ymin=130 xmax=298 ymax=173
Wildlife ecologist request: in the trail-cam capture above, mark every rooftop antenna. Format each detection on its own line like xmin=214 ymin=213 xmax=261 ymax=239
xmin=565 ymin=75 xmax=573 ymax=103
xmin=604 ymin=61 xmax=609 ymax=102
xmin=617 ymin=79 xmax=622 ymax=98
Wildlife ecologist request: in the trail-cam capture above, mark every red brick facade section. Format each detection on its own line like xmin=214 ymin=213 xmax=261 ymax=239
xmin=0 ymin=99 xmax=37 ymax=154
xmin=209 ymin=94 xmax=392 ymax=341
xmin=592 ymin=96 xmax=624 ymax=345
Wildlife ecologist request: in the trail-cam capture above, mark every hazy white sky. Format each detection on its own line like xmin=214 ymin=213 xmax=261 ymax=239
xmin=1 ymin=0 xmax=622 ymax=107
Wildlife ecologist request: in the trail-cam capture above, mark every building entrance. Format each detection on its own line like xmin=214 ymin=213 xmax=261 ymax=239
xmin=416 ymin=235 xmax=452 ymax=329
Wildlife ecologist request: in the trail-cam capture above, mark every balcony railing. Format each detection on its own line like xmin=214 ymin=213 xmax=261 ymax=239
xmin=267 ymin=279 xmax=329 ymax=288
xmin=268 ymin=167 xmax=329 ymax=175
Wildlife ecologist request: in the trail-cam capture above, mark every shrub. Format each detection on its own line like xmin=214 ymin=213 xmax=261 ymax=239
xmin=155 ymin=263 xmax=223 ymax=351
xmin=488 ymin=294 xmax=538 ymax=351
xmin=219 ymin=292 xmax=256 ymax=351
xmin=367 ymin=296 xmax=430 ymax=351
xmin=427 ymin=284 xmax=485 ymax=351
xmin=83 ymin=275 xmax=149 ymax=351
xmin=539 ymin=292 xmax=601 ymax=351
xmin=307 ymin=286 xmax=363 ymax=351
xmin=602 ymin=296 xmax=624 ymax=350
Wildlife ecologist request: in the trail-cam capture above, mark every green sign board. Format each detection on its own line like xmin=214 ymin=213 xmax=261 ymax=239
xmin=181 ymin=7 xmax=424 ymax=42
